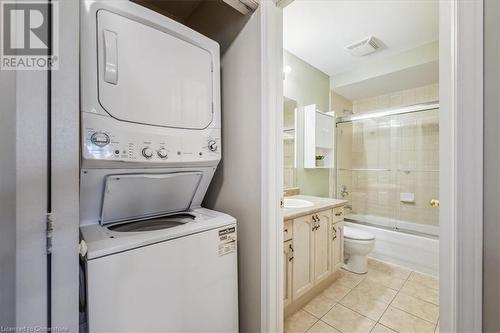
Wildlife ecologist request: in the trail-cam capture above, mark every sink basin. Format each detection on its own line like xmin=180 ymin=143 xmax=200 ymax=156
xmin=284 ymin=198 xmax=314 ymax=209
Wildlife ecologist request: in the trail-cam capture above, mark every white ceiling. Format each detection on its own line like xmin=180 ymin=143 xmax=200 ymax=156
xmin=283 ymin=0 xmax=439 ymax=76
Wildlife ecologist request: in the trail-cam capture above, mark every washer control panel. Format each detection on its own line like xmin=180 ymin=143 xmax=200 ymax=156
xmin=82 ymin=125 xmax=221 ymax=164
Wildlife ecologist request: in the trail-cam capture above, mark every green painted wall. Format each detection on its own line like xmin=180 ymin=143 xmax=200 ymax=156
xmin=283 ymin=50 xmax=331 ymax=197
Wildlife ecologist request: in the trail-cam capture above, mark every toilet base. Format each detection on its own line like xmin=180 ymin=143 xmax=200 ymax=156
xmin=343 ymin=254 xmax=368 ymax=274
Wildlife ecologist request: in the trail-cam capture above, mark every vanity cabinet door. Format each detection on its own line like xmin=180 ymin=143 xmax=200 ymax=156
xmin=283 ymin=240 xmax=293 ymax=307
xmin=331 ymin=221 xmax=344 ymax=271
xmin=313 ymin=210 xmax=332 ymax=284
xmin=291 ymin=214 xmax=314 ymax=299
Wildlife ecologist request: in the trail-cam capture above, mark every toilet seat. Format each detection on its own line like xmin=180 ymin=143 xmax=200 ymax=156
xmin=344 ymin=226 xmax=375 ymax=241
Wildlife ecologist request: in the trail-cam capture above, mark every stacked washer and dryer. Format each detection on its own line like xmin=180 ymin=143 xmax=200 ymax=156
xmin=79 ymin=1 xmax=238 ymax=332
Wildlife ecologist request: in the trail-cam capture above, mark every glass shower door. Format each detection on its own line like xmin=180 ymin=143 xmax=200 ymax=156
xmin=336 ymin=116 xmax=398 ymax=230
xmin=393 ymin=109 xmax=439 ymax=236
xmin=336 ymin=108 xmax=439 ymax=237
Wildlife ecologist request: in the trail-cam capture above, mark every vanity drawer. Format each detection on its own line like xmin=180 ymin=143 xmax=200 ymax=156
xmin=284 ymin=220 xmax=293 ymax=241
xmin=333 ymin=207 xmax=344 ymax=222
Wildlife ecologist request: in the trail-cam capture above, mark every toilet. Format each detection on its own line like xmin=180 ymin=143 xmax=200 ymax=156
xmin=343 ymin=226 xmax=375 ymax=274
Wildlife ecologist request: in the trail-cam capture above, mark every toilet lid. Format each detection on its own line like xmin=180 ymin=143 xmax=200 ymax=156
xmin=344 ymin=226 xmax=375 ymax=240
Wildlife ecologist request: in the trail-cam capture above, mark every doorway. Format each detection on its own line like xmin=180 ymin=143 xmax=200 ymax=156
xmin=271 ymin=0 xmax=484 ymax=332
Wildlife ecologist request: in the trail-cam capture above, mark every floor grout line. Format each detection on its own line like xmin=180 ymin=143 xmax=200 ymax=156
xmin=397 ymin=288 xmax=439 ymax=306
xmin=302 ymin=299 xmax=339 ymax=320
xmin=333 ymin=303 xmax=380 ymax=325
xmin=386 ymin=302 xmax=439 ymax=325
xmin=317 ymin=318 xmax=345 ymax=333
xmin=374 ymin=298 xmax=395 ymax=332
xmin=302 ymin=316 xmax=320 ymax=333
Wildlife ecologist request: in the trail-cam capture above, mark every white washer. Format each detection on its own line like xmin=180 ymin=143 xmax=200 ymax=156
xmin=80 ymin=171 xmax=238 ymax=332
xmin=79 ymin=1 xmax=237 ymax=332
xmin=81 ymin=208 xmax=238 ymax=333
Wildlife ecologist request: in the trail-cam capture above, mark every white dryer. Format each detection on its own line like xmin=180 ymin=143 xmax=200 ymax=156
xmin=79 ymin=1 xmax=237 ymax=332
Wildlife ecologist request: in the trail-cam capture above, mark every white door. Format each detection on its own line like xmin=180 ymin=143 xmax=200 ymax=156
xmin=292 ymin=214 xmax=314 ymax=299
xmin=86 ymin=225 xmax=238 ymax=333
xmin=96 ymin=10 xmax=214 ymax=129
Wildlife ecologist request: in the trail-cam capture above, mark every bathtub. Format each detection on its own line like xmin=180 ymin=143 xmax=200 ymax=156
xmin=344 ymin=220 xmax=439 ymax=276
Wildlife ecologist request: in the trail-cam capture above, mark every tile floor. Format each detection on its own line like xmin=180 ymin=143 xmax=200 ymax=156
xmin=285 ymin=259 xmax=439 ymax=333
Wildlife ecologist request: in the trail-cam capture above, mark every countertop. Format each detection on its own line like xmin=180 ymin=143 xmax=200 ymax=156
xmin=283 ymin=195 xmax=348 ymax=220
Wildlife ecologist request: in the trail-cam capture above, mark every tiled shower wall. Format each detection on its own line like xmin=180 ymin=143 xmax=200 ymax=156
xmin=333 ymin=83 xmax=439 ymax=117
xmin=352 ymin=83 xmax=439 ymax=114
xmin=337 ymin=109 xmax=439 ymax=229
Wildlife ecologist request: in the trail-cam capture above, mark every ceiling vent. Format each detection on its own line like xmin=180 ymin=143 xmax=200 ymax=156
xmin=344 ymin=37 xmax=382 ymax=57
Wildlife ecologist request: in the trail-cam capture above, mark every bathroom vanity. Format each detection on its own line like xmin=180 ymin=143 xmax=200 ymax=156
xmin=283 ymin=195 xmax=347 ymax=316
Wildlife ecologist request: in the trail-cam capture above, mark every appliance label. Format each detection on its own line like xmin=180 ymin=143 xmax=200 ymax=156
xmin=218 ymin=226 xmax=236 ymax=256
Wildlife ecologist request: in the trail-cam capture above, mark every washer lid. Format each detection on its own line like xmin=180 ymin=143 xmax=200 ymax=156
xmin=344 ymin=226 xmax=375 ymax=240
xmin=100 ymin=172 xmax=203 ymax=225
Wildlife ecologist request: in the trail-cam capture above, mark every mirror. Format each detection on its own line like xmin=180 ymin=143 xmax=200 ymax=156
xmin=283 ymin=97 xmax=297 ymax=189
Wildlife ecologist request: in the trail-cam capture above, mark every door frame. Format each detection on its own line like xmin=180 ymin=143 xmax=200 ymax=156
xmin=261 ymin=1 xmax=284 ymax=332
xmin=50 ymin=0 xmax=80 ymax=331
xmin=263 ymin=0 xmax=485 ymax=332
xmin=439 ymin=0 xmax=483 ymax=331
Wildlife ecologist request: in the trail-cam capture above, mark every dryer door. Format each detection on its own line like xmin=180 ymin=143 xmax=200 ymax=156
xmin=96 ymin=10 xmax=214 ymax=129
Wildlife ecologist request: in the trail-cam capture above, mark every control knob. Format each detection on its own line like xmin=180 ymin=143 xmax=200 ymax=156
xmin=157 ymin=148 xmax=168 ymax=159
xmin=208 ymin=140 xmax=218 ymax=152
xmin=90 ymin=132 xmax=110 ymax=147
xmin=142 ymin=147 xmax=153 ymax=159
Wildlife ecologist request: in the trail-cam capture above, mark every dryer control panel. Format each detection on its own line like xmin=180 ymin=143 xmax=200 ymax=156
xmin=82 ymin=113 xmax=221 ymax=166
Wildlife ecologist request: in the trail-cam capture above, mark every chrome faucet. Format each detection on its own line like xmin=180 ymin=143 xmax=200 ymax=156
xmin=340 ymin=185 xmax=349 ymax=198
